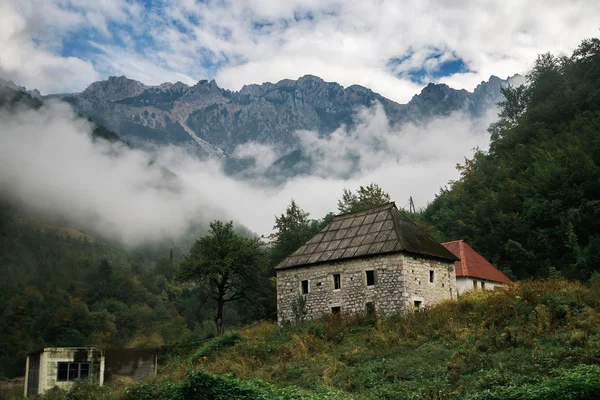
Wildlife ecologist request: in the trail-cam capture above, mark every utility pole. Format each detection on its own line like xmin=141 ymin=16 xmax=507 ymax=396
xmin=409 ymin=196 xmax=415 ymax=214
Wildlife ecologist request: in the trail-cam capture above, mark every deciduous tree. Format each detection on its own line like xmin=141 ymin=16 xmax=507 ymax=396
xmin=177 ymin=221 xmax=268 ymax=335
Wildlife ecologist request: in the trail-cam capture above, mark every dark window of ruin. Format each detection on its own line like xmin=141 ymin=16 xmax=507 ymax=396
xmin=57 ymin=362 xmax=90 ymax=382
xmin=366 ymin=270 xmax=375 ymax=286
xmin=414 ymin=300 xmax=422 ymax=311
xmin=333 ymin=274 xmax=341 ymax=290
xmin=429 ymin=270 xmax=434 ymax=283
xmin=301 ymin=280 xmax=309 ymax=294
xmin=331 ymin=306 xmax=341 ymax=314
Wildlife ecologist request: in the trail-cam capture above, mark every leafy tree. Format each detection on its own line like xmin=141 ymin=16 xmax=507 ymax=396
xmin=177 ymin=221 xmax=268 ymax=335
xmin=270 ymin=200 xmax=315 ymax=267
xmin=269 ymin=200 xmax=335 ymax=267
xmin=337 ymin=183 xmax=391 ymax=214
xmin=424 ymin=38 xmax=600 ymax=280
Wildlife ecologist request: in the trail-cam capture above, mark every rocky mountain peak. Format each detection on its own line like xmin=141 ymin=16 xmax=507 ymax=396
xmin=180 ymin=79 xmax=225 ymax=104
xmin=0 ymin=77 xmax=42 ymax=99
xmin=82 ymin=76 xmax=147 ymax=102
xmin=42 ymin=73 xmax=513 ymax=160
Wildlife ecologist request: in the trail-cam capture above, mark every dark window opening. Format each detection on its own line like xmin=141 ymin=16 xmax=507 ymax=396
xmin=366 ymin=270 xmax=375 ymax=286
xmin=473 ymin=280 xmax=478 ymax=289
xmin=57 ymin=362 xmax=90 ymax=382
xmin=365 ymin=302 xmax=375 ymax=316
xmin=333 ymin=274 xmax=341 ymax=290
xmin=331 ymin=306 xmax=341 ymax=314
xmin=57 ymin=363 xmax=68 ymax=381
xmin=481 ymin=281 xmax=486 ymax=289
xmin=301 ymin=280 xmax=309 ymax=294
xmin=429 ymin=270 xmax=434 ymax=283
xmin=414 ymin=300 xmax=422 ymax=311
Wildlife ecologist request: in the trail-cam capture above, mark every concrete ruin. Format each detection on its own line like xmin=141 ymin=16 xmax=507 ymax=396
xmin=24 ymin=347 xmax=157 ymax=397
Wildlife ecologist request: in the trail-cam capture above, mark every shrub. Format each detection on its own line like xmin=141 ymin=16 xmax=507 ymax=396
xmin=464 ymin=364 xmax=600 ymax=400
xmin=189 ymin=332 xmax=243 ymax=362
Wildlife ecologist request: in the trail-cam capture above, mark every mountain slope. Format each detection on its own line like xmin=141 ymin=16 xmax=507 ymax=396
xmin=49 ymin=74 xmax=520 ymax=157
xmin=423 ymin=38 xmax=600 ymax=280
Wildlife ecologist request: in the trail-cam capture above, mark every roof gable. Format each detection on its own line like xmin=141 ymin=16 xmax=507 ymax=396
xmin=275 ymin=202 xmax=458 ymax=270
xmin=441 ymin=240 xmax=512 ymax=283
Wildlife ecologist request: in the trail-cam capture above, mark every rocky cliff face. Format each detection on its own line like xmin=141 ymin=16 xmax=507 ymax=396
xmin=47 ymin=74 xmax=518 ymax=157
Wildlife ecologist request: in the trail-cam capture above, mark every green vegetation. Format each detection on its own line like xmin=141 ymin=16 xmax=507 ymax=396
xmin=3 ymin=279 xmax=598 ymax=400
xmin=0 ymin=207 xmax=272 ymax=379
xmin=423 ymin=38 xmax=600 ymax=281
xmin=177 ymin=221 xmax=271 ymax=335
xmin=337 ymin=183 xmax=391 ymax=214
xmin=184 ymin=279 xmax=600 ymax=399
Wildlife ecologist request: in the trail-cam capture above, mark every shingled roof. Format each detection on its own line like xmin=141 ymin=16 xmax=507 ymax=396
xmin=441 ymin=240 xmax=512 ymax=284
xmin=275 ymin=202 xmax=459 ymax=270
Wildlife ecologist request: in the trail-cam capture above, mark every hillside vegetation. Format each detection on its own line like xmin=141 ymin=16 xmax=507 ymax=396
xmin=9 ymin=279 xmax=600 ymax=400
xmin=424 ymin=38 xmax=600 ymax=281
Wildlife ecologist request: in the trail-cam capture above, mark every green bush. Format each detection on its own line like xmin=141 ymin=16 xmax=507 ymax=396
xmin=189 ymin=332 xmax=243 ymax=362
xmin=464 ymin=365 xmax=600 ymax=400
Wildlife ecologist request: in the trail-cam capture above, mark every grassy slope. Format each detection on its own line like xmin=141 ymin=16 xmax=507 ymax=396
xmin=8 ymin=279 xmax=600 ymax=400
xmin=191 ymin=279 xmax=600 ymax=399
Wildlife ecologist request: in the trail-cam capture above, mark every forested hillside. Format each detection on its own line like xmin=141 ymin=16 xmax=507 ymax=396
xmin=0 ymin=86 xmax=274 ymax=379
xmin=424 ymin=38 xmax=600 ymax=281
xmin=0 ymin=201 xmax=276 ymax=379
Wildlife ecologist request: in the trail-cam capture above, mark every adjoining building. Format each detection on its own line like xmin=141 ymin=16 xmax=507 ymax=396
xmin=24 ymin=347 xmax=157 ymax=397
xmin=275 ymin=202 xmax=459 ymax=324
xmin=441 ymin=240 xmax=512 ymax=295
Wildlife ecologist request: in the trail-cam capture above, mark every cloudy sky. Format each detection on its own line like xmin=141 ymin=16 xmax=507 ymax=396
xmin=1 ymin=0 xmax=599 ymax=102
xmin=1 ymin=0 xmax=600 ymax=242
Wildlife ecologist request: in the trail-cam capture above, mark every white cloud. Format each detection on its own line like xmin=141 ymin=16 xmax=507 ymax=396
xmin=2 ymin=0 xmax=599 ymax=99
xmin=0 ymin=97 xmax=493 ymax=243
xmin=0 ymin=1 xmax=100 ymax=94
xmin=0 ymin=100 xmax=225 ymax=245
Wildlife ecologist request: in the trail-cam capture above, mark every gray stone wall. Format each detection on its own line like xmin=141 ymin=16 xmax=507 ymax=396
xmin=276 ymin=252 xmax=456 ymax=324
xmin=400 ymin=254 xmax=457 ymax=310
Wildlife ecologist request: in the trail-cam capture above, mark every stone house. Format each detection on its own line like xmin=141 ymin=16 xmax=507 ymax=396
xmin=275 ymin=203 xmax=459 ymax=324
xmin=24 ymin=347 xmax=157 ymax=397
xmin=441 ymin=240 xmax=512 ymax=295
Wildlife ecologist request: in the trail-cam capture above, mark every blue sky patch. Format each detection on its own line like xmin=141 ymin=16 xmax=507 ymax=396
xmin=388 ymin=51 xmax=469 ymax=84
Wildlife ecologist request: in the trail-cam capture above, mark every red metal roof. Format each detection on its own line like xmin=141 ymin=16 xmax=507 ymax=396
xmin=441 ymin=240 xmax=512 ymax=283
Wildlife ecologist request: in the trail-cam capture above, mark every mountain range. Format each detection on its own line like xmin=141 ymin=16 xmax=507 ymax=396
xmin=46 ymin=74 xmax=522 ymax=159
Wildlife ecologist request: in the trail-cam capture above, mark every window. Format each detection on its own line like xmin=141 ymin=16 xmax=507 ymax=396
xmin=333 ymin=274 xmax=341 ymax=290
xmin=331 ymin=306 xmax=341 ymax=314
xmin=481 ymin=281 xmax=485 ymax=289
xmin=365 ymin=302 xmax=375 ymax=316
xmin=57 ymin=362 xmax=90 ymax=382
xmin=429 ymin=270 xmax=434 ymax=283
xmin=414 ymin=300 xmax=422 ymax=311
xmin=301 ymin=280 xmax=309 ymax=295
xmin=365 ymin=270 xmax=375 ymax=286
xmin=473 ymin=280 xmax=478 ymax=289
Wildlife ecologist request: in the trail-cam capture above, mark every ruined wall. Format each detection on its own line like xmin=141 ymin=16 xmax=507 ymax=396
xmin=104 ymin=348 xmax=157 ymax=382
xmin=276 ymin=252 xmax=456 ymax=324
xmin=37 ymin=348 xmax=104 ymax=395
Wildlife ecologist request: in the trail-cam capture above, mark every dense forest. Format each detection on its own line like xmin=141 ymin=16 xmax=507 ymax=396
xmin=2 ymin=37 xmax=600 ymax=382
xmin=423 ymin=38 xmax=600 ymax=281
xmin=0 ymin=203 xmax=277 ymax=379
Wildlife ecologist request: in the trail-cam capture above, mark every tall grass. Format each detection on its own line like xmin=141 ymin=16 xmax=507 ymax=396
xmin=196 ymin=279 xmax=600 ymax=399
